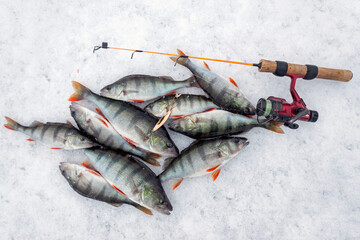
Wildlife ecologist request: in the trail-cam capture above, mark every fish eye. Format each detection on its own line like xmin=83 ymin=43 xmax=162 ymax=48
xmin=106 ymin=87 xmax=111 ymax=91
xmin=166 ymin=143 xmax=173 ymax=148
xmin=159 ymin=199 xmax=164 ymax=204
xmin=80 ymin=137 xmax=85 ymax=141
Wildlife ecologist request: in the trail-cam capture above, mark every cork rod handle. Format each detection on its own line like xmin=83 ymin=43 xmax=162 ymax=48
xmin=258 ymin=59 xmax=353 ymax=82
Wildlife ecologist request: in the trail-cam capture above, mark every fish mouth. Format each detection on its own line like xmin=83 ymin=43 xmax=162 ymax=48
xmin=244 ymin=105 xmax=256 ymax=115
xmin=155 ymin=203 xmax=173 ymax=215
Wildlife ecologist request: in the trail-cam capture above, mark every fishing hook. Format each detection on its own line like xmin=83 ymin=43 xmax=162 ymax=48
xmin=131 ymin=50 xmax=143 ymax=59
xmin=174 ymin=55 xmax=189 ymax=67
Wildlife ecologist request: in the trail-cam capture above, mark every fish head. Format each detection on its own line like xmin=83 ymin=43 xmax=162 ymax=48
xmin=65 ymin=133 xmax=97 ymax=149
xmin=144 ymin=101 xmax=168 ymax=117
xmin=59 ymin=162 xmax=83 ymax=181
xmin=148 ymin=132 xmax=178 ymax=157
xmin=217 ymin=137 xmax=249 ymax=158
xmin=242 ymin=104 xmax=256 ymax=116
xmin=100 ymin=82 xmax=126 ymax=99
xmin=141 ymin=186 xmax=173 ymax=215
xmin=70 ymin=103 xmax=89 ymax=124
xmin=232 ymin=96 xmax=256 ymax=115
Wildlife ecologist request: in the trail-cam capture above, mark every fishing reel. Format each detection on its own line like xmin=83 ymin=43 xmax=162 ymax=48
xmin=256 ymin=74 xmax=318 ymax=129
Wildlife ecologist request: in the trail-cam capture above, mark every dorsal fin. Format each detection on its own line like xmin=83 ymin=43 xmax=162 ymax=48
xmin=203 ymin=61 xmax=210 ymax=71
xmin=29 ymin=120 xmax=43 ymax=127
xmin=177 ymin=49 xmax=186 ymax=56
xmin=66 ymin=120 xmax=74 ymax=126
xmin=229 ymin=77 xmax=238 ymax=88
xmin=159 ymin=76 xmax=175 ymax=81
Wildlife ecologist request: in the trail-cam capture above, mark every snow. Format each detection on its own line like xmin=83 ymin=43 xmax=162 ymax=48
xmin=1 ymin=0 xmax=359 ymax=239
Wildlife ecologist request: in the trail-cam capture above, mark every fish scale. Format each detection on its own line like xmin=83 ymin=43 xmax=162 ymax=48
xmin=169 ymin=109 xmax=284 ymax=139
xmin=70 ymin=103 xmax=160 ymax=166
xmin=59 ymin=162 xmax=152 ymax=215
xmin=4 ymin=117 xmax=96 ymax=149
xmin=144 ymin=94 xmax=220 ymax=118
xmin=159 ymin=137 xmax=249 ymax=189
xmin=83 ymin=148 xmax=172 ymax=215
xmin=69 ymin=81 xmax=178 ymax=158
xmin=100 ymin=74 xmax=198 ymax=102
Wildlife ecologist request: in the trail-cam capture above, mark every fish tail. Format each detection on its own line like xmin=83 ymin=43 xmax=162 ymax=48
xmin=185 ymin=75 xmax=199 ymax=88
xmin=169 ymin=49 xmax=190 ymax=66
xmin=263 ymin=121 xmax=284 ymax=134
xmin=68 ymin=81 xmax=92 ymax=102
xmin=4 ymin=116 xmax=22 ymax=131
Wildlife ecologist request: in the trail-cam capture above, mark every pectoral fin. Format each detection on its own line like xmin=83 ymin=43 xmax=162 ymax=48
xmin=211 ymin=168 xmax=221 ymax=181
xmin=172 ymin=178 xmax=184 ymax=190
xmin=229 ymin=77 xmax=238 ymax=88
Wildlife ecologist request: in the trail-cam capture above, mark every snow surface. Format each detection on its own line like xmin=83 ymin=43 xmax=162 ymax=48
xmin=1 ymin=0 xmax=360 ymax=239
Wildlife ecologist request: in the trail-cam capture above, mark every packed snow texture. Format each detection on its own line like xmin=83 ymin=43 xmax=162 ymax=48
xmin=1 ymin=0 xmax=359 ymax=239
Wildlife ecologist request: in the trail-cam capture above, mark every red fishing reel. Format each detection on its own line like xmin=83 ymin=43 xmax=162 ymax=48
xmin=256 ymin=74 xmax=319 ymax=129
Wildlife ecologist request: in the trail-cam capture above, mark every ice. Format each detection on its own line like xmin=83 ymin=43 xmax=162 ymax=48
xmin=1 ymin=0 xmax=359 ymax=239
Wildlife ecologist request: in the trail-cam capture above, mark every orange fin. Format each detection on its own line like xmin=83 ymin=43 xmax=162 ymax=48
xmin=66 ymin=120 xmax=74 ymax=126
xmin=95 ymin=108 xmax=110 ymax=123
xmin=131 ymin=100 xmax=145 ymax=103
xmin=165 ymin=91 xmax=177 ymax=96
xmin=172 ymin=178 xmax=183 ymax=190
xmin=246 ymin=115 xmax=253 ymax=119
xmin=147 ymin=151 xmax=162 ymax=159
xmin=88 ymin=170 xmax=101 ymax=177
xmin=135 ymin=205 xmax=153 ymax=215
xmin=68 ymin=81 xmax=90 ymax=102
xmin=81 ymin=160 xmax=96 ymax=170
xmin=4 ymin=116 xmax=19 ymax=131
xmin=123 ymin=136 xmax=137 ymax=148
xmin=96 ymin=117 xmax=109 ymax=128
xmin=177 ymin=49 xmax=186 ymax=56
xmin=51 ymin=147 xmax=63 ymax=149
xmin=203 ymin=61 xmax=210 ymax=71
xmin=206 ymin=164 xmax=221 ymax=172
xmin=211 ymin=168 xmax=221 ymax=181
xmin=201 ymin=108 xmax=217 ymax=113
xmin=4 ymin=125 xmax=15 ymax=130
xmin=265 ymin=121 xmax=284 ymax=134
xmin=229 ymin=77 xmax=238 ymax=88
xmin=112 ymin=185 xmax=127 ymax=197
xmin=171 ymin=114 xmax=186 ymax=119
xmin=26 ymin=138 xmax=35 ymax=141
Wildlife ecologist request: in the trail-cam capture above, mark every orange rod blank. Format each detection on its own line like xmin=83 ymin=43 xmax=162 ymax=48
xmin=108 ymin=47 xmax=255 ymax=66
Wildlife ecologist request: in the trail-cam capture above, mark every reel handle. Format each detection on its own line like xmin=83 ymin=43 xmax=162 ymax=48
xmin=258 ymin=59 xmax=353 ymax=82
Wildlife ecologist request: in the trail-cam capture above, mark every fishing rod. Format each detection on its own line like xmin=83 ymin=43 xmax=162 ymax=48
xmin=93 ymin=42 xmax=353 ymax=129
xmin=93 ymin=42 xmax=353 ymax=82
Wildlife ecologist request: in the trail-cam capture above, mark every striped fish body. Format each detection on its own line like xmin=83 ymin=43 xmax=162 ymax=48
xmin=144 ymin=94 xmax=220 ymax=118
xmin=70 ymin=103 xmax=160 ymax=166
xmin=83 ymin=148 xmax=172 ymax=215
xmin=4 ymin=117 xmax=96 ymax=149
xmin=59 ymin=162 xmax=152 ymax=214
xmin=69 ymin=82 xmax=178 ymax=158
xmin=170 ymin=50 xmax=255 ymax=115
xmin=100 ymin=75 xmax=197 ymax=102
xmin=169 ymin=109 xmax=283 ymax=139
xmin=159 ymin=137 xmax=249 ymax=185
